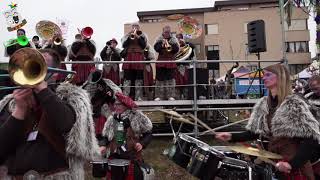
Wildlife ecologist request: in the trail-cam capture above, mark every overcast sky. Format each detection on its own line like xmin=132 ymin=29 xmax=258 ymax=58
xmin=0 ymin=0 xmax=317 ymax=62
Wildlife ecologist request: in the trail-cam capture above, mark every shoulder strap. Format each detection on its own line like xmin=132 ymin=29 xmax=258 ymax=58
xmin=38 ymin=112 xmax=66 ymax=160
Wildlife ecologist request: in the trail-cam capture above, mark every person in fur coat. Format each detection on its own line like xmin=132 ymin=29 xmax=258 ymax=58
xmin=82 ymin=70 xmax=122 ymax=144
xmin=0 ymin=48 xmax=99 ymax=179
xmin=143 ymin=43 xmax=155 ymax=100
xmin=100 ymin=38 xmax=122 ymax=85
xmin=69 ymin=36 xmax=96 ymax=85
xmin=121 ymin=23 xmax=148 ymax=101
xmin=305 ymin=75 xmax=320 ymax=178
xmin=100 ymin=92 xmax=152 ymax=180
xmin=153 ymin=25 xmax=179 ymax=101
xmin=174 ymin=33 xmax=196 ymax=100
xmin=216 ymin=64 xmax=320 ymax=180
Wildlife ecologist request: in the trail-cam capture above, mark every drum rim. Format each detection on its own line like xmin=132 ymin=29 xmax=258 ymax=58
xmin=108 ymin=159 xmax=130 ymax=166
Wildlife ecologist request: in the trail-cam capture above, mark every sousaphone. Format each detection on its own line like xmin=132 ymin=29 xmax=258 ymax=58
xmin=36 ymin=20 xmax=62 ymax=40
xmin=175 ymin=44 xmax=193 ymax=62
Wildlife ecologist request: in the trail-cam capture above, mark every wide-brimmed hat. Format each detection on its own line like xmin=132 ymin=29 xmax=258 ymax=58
xmin=115 ymin=92 xmax=138 ymax=109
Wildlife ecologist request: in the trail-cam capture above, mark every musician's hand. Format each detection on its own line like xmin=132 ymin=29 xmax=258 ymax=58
xmin=215 ymin=132 xmax=232 ymax=142
xmin=135 ymin=143 xmax=143 ymax=152
xmin=100 ymin=146 xmax=107 ymax=155
xmin=33 ymin=81 xmax=48 ymax=94
xmin=276 ymin=161 xmax=292 ymax=174
xmin=12 ymin=89 xmax=34 ymax=120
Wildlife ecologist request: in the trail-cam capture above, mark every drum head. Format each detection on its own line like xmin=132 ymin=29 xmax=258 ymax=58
xmin=108 ymin=159 xmax=130 ymax=166
xmin=90 ymin=158 xmax=108 ymax=164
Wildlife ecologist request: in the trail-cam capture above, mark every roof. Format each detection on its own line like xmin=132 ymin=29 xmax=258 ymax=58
xmin=214 ymin=0 xmax=278 ymax=7
xmin=137 ymin=7 xmax=214 ymax=18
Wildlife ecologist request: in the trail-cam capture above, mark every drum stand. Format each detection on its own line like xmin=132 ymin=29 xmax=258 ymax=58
xmin=248 ymin=162 xmax=254 ymax=180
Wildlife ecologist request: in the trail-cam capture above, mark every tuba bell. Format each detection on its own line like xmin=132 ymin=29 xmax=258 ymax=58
xmin=175 ymin=44 xmax=193 ymax=61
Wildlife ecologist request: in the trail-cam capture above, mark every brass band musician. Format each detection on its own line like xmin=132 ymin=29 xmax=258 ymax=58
xmin=153 ymin=25 xmax=179 ymax=101
xmin=100 ymin=38 xmax=121 ymax=85
xmin=121 ymin=23 xmax=148 ymax=101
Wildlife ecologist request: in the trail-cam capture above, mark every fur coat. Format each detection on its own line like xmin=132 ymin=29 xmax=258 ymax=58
xmin=102 ymin=109 xmax=153 ymax=142
xmin=154 ymin=34 xmax=179 ymax=54
xmin=0 ymin=83 xmax=100 ymax=179
xmin=83 ymin=78 xmax=122 ymax=118
xmin=305 ymin=92 xmax=320 ymax=123
xmin=246 ymin=94 xmax=320 ymax=142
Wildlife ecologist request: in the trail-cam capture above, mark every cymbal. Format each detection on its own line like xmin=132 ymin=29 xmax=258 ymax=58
xmin=227 ymin=146 xmax=283 ymax=159
xmin=158 ymin=109 xmax=182 ymax=118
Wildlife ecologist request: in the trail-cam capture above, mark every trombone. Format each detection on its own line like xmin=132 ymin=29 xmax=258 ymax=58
xmin=0 ymin=48 xmax=76 ymax=91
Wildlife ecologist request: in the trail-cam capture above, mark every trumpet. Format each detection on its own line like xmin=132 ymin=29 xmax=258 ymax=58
xmin=130 ymin=28 xmax=142 ymax=40
xmin=81 ymin=27 xmax=93 ymax=39
xmin=163 ymin=39 xmax=172 ymax=52
xmin=0 ymin=48 xmax=76 ymax=90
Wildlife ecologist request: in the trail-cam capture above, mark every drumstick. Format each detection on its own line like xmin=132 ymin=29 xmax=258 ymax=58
xmin=200 ymin=118 xmax=249 ymax=136
xmin=186 ymin=113 xmax=212 ymax=131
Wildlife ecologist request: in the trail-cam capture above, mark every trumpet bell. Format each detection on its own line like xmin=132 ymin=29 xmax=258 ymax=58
xmin=81 ymin=27 xmax=93 ymax=39
xmin=9 ymin=48 xmax=47 ymax=86
xmin=17 ymin=35 xmax=29 ymax=46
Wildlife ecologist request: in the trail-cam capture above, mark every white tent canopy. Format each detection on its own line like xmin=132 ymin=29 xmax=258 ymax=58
xmin=296 ymin=68 xmax=312 ymax=79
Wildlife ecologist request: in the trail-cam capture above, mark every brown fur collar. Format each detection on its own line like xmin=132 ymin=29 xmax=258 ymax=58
xmin=246 ymin=94 xmax=320 ymax=142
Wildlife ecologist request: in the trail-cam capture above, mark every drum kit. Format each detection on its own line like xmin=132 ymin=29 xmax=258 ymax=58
xmin=161 ymin=109 xmax=282 ymax=180
xmin=165 ymin=133 xmax=281 ymax=180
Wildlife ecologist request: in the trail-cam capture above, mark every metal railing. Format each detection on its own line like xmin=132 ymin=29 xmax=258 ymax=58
xmin=1 ymin=59 xmax=281 ymax=136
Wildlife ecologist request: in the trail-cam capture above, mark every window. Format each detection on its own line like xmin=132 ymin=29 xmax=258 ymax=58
xmin=284 ymin=19 xmax=307 ymax=31
xmin=288 ymin=64 xmax=309 ymax=75
xmin=285 ymin=41 xmax=309 ymax=53
xmin=244 ymin=22 xmax=248 ymax=33
xmin=205 ymin=24 xmax=219 ymax=35
xmin=207 ymin=45 xmax=219 ymax=51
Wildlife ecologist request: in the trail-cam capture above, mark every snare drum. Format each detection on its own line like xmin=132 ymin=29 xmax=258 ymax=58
xmin=187 ymin=144 xmax=224 ymax=180
xmin=107 ymin=159 xmax=130 ymax=180
xmin=90 ymin=158 xmax=108 ymax=178
xmin=218 ymin=157 xmax=273 ymax=180
xmin=217 ymin=156 xmax=250 ymax=180
xmin=167 ymin=134 xmax=199 ymax=169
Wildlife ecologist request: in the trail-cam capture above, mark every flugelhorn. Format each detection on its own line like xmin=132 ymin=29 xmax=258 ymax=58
xmin=0 ymin=48 xmax=76 ymax=90
xmin=81 ymin=27 xmax=93 ymax=39
xmin=130 ymin=28 xmax=142 ymax=40
xmin=163 ymin=39 xmax=172 ymax=52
